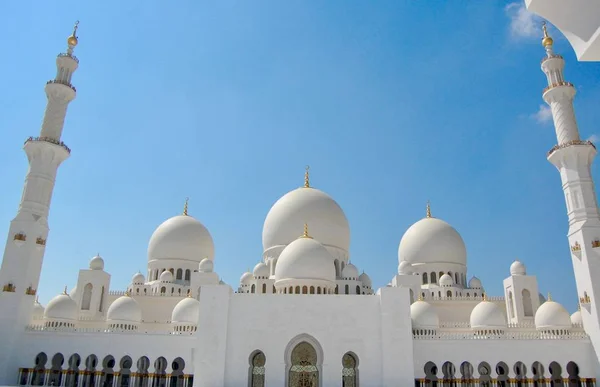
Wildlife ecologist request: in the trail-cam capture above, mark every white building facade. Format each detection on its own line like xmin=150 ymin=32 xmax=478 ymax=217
xmin=0 ymin=23 xmax=599 ymax=387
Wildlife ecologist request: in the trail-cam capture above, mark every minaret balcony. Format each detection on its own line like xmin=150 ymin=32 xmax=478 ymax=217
xmin=24 ymin=136 xmax=71 ymax=154
xmin=547 ymin=140 xmax=596 ymax=157
xmin=46 ymin=79 xmax=76 ymax=93
xmin=57 ymin=52 xmax=79 ymax=64
xmin=541 ymin=54 xmax=564 ymax=64
xmin=542 ymin=81 xmax=574 ymax=94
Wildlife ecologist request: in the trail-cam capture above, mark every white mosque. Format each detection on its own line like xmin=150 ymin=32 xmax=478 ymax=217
xmin=0 ymin=19 xmax=600 ymax=387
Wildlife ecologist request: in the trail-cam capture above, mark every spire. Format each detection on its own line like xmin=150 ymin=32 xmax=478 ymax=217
xmin=304 ymin=165 xmax=310 ymax=188
xmin=63 ymin=286 xmax=68 ymax=295
xmin=183 ymin=197 xmax=189 ymax=216
xmin=417 ymin=293 xmax=424 ymax=301
xmin=541 ymin=21 xmax=554 ymax=55
xmin=547 ymin=292 xmax=553 ymax=302
xmin=66 ymin=21 xmax=79 ymax=55
xmin=301 ymin=223 xmax=313 ymax=239
xmin=426 ymin=201 xmax=432 ymax=218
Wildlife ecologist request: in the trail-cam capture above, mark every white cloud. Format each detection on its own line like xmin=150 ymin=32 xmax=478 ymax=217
xmin=587 ymin=134 xmax=600 ymax=143
xmin=532 ymin=105 xmax=552 ymax=124
xmin=505 ymin=2 xmax=540 ymax=40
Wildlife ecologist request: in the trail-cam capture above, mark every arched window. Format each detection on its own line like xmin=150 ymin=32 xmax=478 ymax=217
xmin=153 ymin=357 xmax=168 ymax=386
xmin=310 ymin=286 xmax=315 ymax=294
xmin=118 ymin=356 xmax=133 ymax=387
xmin=99 ymin=286 xmax=105 ymax=312
xmin=522 ymin=289 xmax=533 ymax=317
xmin=549 ymin=361 xmax=563 ymax=386
xmin=81 ymin=283 xmax=93 ymax=310
xmin=249 ymin=351 xmax=266 ymax=387
xmin=289 ymin=342 xmax=318 ymax=386
xmin=342 ymin=352 xmax=358 ymax=387
xmin=185 ymin=269 xmax=191 ymax=281
xmin=356 ymin=285 xmax=360 ymax=294
xmin=100 ymin=356 xmax=116 ymax=387
xmin=295 ymin=286 xmax=300 ymax=294
xmin=424 ymin=362 xmax=438 ymax=386
xmin=431 ymin=272 xmax=437 ymax=284
xmin=135 ymin=356 xmax=150 ymax=387
xmin=48 ymin=353 xmax=64 ymax=386
xmin=496 ymin=362 xmax=509 ymax=386
xmin=262 ymin=284 xmax=266 ymax=294
xmin=31 ymin=352 xmax=47 ymax=386
xmin=345 ymin=284 xmax=349 ymax=295
xmin=567 ymin=361 xmax=581 ymax=386
xmin=64 ymin=354 xmax=81 ymax=387
xmin=176 ymin=269 xmax=183 ymax=280
xmin=446 ymin=290 xmax=452 ymax=298
xmin=251 ymin=284 xmax=256 ymax=294
xmin=423 ymin=273 xmax=428 ymax=284
xmin=302 ymin=286 xmax=308 ymax=294
xmin=160 ymin=287 xmax=166 ymax=294
xmin=531 ymin=361 xmax=545 ymax=386
xmin=170 ymin=358 xmax=185 ymax=387
xmin=82 ymin=355 xmax=98 ymax=387
xmin=477 ymin=362 xmax=491 ymax=386
xmin=459 ymin=361 xmax=473 ymax=386
xmin=514 ymin=362 xmax=527 ymax=386
xmin=442 ymin=361 xmax=455 ymax=385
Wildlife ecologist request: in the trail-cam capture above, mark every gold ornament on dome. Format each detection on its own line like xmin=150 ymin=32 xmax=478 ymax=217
xmin=67 ymin=21 xmax=79 ymax=47
xmin=304 ymin=165 xmax=311 ymax=188
xmin=541 ymin=21 xmax=553 ymax=48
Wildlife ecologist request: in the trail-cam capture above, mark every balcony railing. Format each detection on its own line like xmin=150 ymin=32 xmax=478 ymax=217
xmin=24 ymin=136 xmax=71 ymax=154
xmin=543 ymin=81 xmax=574 ymax=93
xmin=57 ymin=52 xmax=79 ymax=63
xmin=547 ymin=140 xmax=596 ymax=157
xmin=46 ymin=79 xmax=76 ymax=93
xmin=541 ymin=53 xmax=564 ymax=64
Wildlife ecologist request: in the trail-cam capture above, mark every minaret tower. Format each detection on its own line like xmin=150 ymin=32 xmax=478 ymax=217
xmin=0 ymin=22 xmax=80 ymax=374
xmin=543 ymin=22 xmax=600 ymax=366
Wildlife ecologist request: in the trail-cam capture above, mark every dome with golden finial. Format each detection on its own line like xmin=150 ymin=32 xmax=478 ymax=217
xmin=67 ymin=21 xmax=79 ymax=47
xmin=541 ymin=21 xmax=553 ymax=48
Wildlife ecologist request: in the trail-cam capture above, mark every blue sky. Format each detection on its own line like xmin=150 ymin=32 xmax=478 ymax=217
xmin=1 ymin=1 xmax=599 ymax=311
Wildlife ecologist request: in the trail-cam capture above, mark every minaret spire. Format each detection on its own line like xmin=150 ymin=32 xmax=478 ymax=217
xmin=183 ymin=197 xmax=189 ymax=216
xmin=304 ymin=165 xmax=310 ymax=188
xmin=426 ymin=201 xmax=432 ymax=218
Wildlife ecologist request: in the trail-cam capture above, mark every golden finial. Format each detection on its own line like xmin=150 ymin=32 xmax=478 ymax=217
xmin=187 ymin=291 xmax=193 ymax=298
xmin=547 ymin=292 xmax=553 ymax=301
xmin=426 ymin=201 xmax=432 ymax=218
xmin=125 ymin=289 xmax=131 ymax=297
xmin=183 ymin=197 xmax=189 ymax=216
xmin=67 ymin=20 xmax=79 ymax=47
xmin=482 ymin=293 xmax=488 ymax=301
xmin=301 ymin=223 xmax=313 ymax=239
xmin=63 ymin=286 xmax=68 ymax=295
xmin=304 ymin=165 xmax=310 ymax=188
xmin=417 ymin=293 xmax=423 ymax=301
xmin=541 ymin=21 xmax=554 ymax=48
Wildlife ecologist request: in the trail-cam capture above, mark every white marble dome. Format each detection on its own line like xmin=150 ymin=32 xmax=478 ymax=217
xmin=199 ymin=258 xmax=214 ymax=273
xmin=510 ymin=260 xmax=527 ymax=276
xmin=32 ymin=299 xmax=45 ymax=319
xmin=240 ymin=272 xmax=253 ymax=286
xmin=275 ymin=236 xmax=336 ymax=283
xmin=132 ymin=272 xmax=145 ymax=285
xmin=469 ymin=276 xmax=483 ymax=289
xmin=107 ymin=295 xmax=142 ymax=323
xmin=359 ymin=272 xmax=371 ymax=287
xmin=342 ymin=263 xmax=359 ymax=280
xmin=571 ymin=310 xmax=583 ymax=325
xmin=410 ymin=300 xmax=439 ymax=329
xmin=44 ymin=293 xmax=78 ymax=321
xmin=89 ymin=254 xmax=104 ymax=270
xmin=159 ymin=270 xmax=173 ymax=283
xmin=535 ymin=299 xmax=572 ymax=330
xmin=439 ymin=273 xmax=454 ymax=287
xmin=470 ymin=299 xmax=506 ymax=330
xmin=172 ymin=296 xmax=200 ymax=325
xmin=398 ymin=216 xmax=466 ymax=266
xmin=253 ymin=262 xmax=269 ymax=279
xmin=263 ymin=187 xmax=350 ymax=253
xmin=398 ymin=261 xmax=413 ymax=275
xmin=148 ymin=215 xmax=215 ymax=263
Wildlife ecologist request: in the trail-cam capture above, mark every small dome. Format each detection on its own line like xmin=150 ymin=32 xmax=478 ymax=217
xmin=469 ymin=276 xmax=482 ymax=289
xmin=274 ymin=236 xmax=335 ymax=283
xmin=172 ymin=296 xmax=200 ymax=325
xmin=439 ymin=274 xmax=454 ymax=287
xmin=510 ymin=260 xmax=526 ymax=276
xmin=342 ymin=263 xmax=359 ymax=280
xmin=398 ymin=261 xmax=412 ymax=275
xmin=571 ymin=310 xmax=582 ymax=326
xmin=263 ymin=186 xmax=350 ymax=253
xmin=410 ymin=300 xmax=439 ymax=329
xmin=132 ymin=272 xmax=145 ymax=285
xmin=89 ymin=255 xmax=104 ymax=270
xmin=107 ymin=295 xmax=142 ymax=323
xmin=470 ymin=299 xmax=506 ymax=330
xmin=199 ymin=258 xmax=214 ymax=273
xmin=359 ymin=272 xmax=371 ymax=287
xmin=240 ymin=272 xmax=253 ymax=286
xmin=32 ymin=299 xmax=45 ymax=319
xmin=398 ymin=216 xmax=467 ymax=266
xmin=253 ymin=262 xmax=269 ymax=279
xmin=44 ymin=292 xmax=78 ymax=321
xmin=159 ymin=270 xmax=173 ymax=283
xmin=535 ymin=298 xmax=571 ymax=330
xmin=148 ymin=215 xmax=215 ymax=263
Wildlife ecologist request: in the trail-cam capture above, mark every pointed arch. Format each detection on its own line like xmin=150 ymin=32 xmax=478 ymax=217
xmin=81 ymin=283 xmax=93 ymax=310
xmin=522 ymin=289 xmax=533 ymax=317
xmin=342 ymin=352 xmax=359 ymax=387
xmin=248 ymin=350 xmax=266 ymax=387
xmin=284 ymin=333 xmax=324 ymax=387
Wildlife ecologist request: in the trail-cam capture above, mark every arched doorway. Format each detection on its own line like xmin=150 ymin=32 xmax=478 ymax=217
xmin=289 ymin=342 xmax=319 ymax=387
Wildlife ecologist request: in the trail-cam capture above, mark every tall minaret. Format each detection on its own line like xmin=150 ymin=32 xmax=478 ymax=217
xmin=0 ymin=23 xmax=80 ymax=381
xmin=543 ymin=22 xmax=600 ymax=368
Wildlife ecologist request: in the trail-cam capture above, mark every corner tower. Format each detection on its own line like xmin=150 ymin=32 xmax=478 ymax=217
xmin=0 ymin=22 xmax=80 ymax=381
xmin=542 ymin=22 xmax=600 ymax=366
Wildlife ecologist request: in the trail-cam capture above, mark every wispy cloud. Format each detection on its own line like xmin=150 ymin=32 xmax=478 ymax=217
xmin=531 ymin=105 xmax=552 ymax=124
xmin=505 ymin=2 xmax=541 ymax=40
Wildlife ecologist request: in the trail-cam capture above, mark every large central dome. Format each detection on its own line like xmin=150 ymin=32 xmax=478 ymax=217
xmin=263 ymin=186 xmax=350 ymax=254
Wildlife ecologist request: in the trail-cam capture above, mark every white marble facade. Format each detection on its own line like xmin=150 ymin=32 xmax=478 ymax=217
xmin=0 ymin=21 xmax=599 ymax=387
